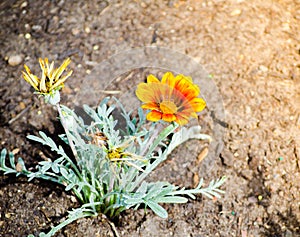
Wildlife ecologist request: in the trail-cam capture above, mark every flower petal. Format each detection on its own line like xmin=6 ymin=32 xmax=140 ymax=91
xmin=39 ymin=72 xmax=47 ymax=93
xmin=22 ymin=71 xmax=39 ymax=91
xmin=136 ymin=83 xmax=162 ymax=103
xmin=23 ymin=65 xmax=40 ymax=86
xmin=162 ymin=72 xmax=175 ymax=86
xmin=39 ymin=58 xmax=46 ymax=71
xmin=141 ymin=102 xmax=160 ymax=110
xmin=136 ymin=83 xmax=153 ymax=102
xmin=146 ymin=110 xmax=162 ymax=121
xmin=53 ymin=58 xmax=71 ymax=81
xmin=174 ymin=76 xmax=200 ymax=99
xmin=175 ymin=114 xmax=189 ymax=125
xmin=190 ymin=98 xmax=206 ymax=112
xmin=49 ymin=70 xmax=73 ymax=91
xmin=160 ymin=100 xmax=178 ymax=114
xmin=162 ymin=113 xmax=176 ymax=122
xmin=147 ymin=74 xmax=160 ymax=83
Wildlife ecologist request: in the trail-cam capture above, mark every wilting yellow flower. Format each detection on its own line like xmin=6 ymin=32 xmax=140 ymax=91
xmin=22 ymin=58 xmax=72 ymax=94
xmin=136 ymin=72 xmax=206 ymax=125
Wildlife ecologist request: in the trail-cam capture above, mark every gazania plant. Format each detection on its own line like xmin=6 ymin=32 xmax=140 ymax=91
xmin=0 ymin=58 xmax=225 ymax=237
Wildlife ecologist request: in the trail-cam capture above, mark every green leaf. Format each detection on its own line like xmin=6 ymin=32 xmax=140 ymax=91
xmin=155 ymin=196 xmax=188 ymax=203
xmin=145 ymin=200 xmax=168 ymax=218
xmin=59 ymin=134 xmax=69 ymax=144
xmin=27 ymin=134 xmax=46 ymax=144
xmin=40 ymin=162 xmax=52 ymax=173
xmin=135 ymin=181 xmax=148 ymax=195
xmin=65 ymin=183 xmax=76 ymax=191
xmin=9 ymin=151 xmax=16 ymax=169
xmin=0 ymin=149 xmax=7 ymax=168
xmin=124 ymin=197 xmax=143 ymax=206
xmin=51 ymin=163 xmax=60 ymax=173
xmin=60 ymin=167 xmax=69 ymax=179
xmin=17 ymin=157 xmax=28 ymax=171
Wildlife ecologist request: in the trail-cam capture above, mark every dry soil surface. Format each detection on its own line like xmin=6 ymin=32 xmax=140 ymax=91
xmin=0 ymin=0 xmax=300 ymax=236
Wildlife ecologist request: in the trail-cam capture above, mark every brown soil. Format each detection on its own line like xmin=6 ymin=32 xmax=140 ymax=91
xmin=1 ymin=0 xmax=300 ymax=236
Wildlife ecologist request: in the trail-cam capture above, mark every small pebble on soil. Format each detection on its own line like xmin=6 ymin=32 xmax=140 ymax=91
xmin=8 ymin=55 xmax=23 ymax=66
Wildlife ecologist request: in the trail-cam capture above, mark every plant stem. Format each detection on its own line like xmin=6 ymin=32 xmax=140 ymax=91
xmin=56 ymin=103 xmax=79 ymax=162
xmin=145 ymin=123 xmax=178 ymax=159
xmin=41 ymin=209 xmax=93 ymax=237
xmin=128 ymin=123 xmax=178 ymax=192
xmin=140 ymin=123 xmax=162 ymax=156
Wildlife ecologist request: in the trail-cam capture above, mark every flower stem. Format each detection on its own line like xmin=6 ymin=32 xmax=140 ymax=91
xmin=145 ymin=123 xmax=178 ymax=159
xmin=128 ymin=123 xmax=178 ymax=192
xmin=56 ymin=103 xmax=79 ymax=162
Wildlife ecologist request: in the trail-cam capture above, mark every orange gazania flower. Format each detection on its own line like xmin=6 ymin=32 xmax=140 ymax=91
xmin=136 ymin=72 xmax=206 ymax=125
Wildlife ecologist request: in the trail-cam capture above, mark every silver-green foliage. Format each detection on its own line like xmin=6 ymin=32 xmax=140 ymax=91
xmin=0 ymin=98 xmax=225 ymax=237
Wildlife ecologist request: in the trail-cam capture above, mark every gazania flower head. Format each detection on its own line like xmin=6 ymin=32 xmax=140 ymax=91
xmin=90 ymin=131 xmax=147 ymax=171
xmin=22 ymin=58 xmax=72 ymax=95
xmin=136 ymin=72 xmax=206 ymax=125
